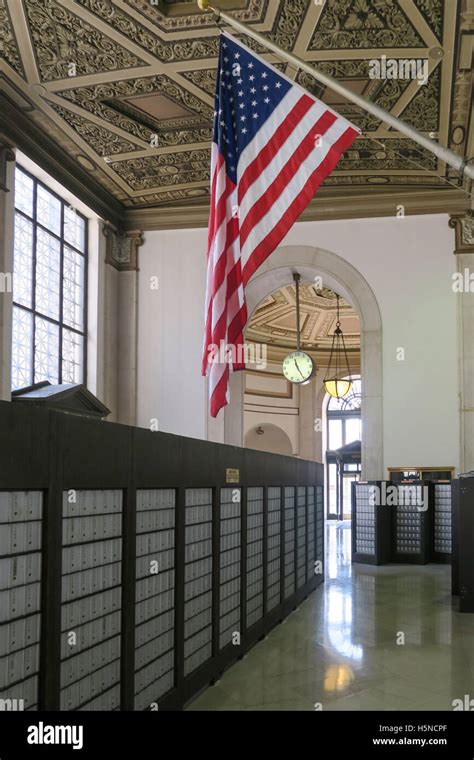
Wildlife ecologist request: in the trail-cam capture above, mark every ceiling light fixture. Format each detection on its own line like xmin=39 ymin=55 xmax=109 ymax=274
xmin=324 ymin=294 xmax=353 ymax=399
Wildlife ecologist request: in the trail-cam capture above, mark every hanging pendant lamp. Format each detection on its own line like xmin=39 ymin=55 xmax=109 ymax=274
xmin=324 ymin=294 xmax=353 ymax=399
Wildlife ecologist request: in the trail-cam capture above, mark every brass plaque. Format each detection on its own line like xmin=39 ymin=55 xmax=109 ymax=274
xmin=226 ymin=468 xmax=240 ymax=484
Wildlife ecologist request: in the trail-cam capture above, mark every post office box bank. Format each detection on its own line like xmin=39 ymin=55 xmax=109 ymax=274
xmin=0 ymin=492 xmax=42 ymax=524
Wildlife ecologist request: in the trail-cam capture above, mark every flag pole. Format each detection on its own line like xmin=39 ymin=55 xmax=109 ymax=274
xmin=197 ymin=0 xmax=474 ymax=182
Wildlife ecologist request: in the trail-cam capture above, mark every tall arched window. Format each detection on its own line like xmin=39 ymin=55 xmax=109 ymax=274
xmin=326 ymin=377 xmax=361 ymax=519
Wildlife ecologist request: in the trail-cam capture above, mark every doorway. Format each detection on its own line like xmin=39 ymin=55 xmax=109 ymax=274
xmin=325 ymin=379 xmax=362 ymax=520
xmin=215 ymin=244 xmax=383 ymax=483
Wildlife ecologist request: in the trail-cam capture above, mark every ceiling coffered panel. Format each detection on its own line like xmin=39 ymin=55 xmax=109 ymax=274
xmin=0 ymin=0 xmax=471 ymax=222
xmin=246 ymin=285 xmax=360 ymax=365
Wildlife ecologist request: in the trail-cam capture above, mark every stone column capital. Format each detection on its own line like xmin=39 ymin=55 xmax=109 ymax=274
xmin=449 ymin=213 xmax=474 ymax=254
xmin=0 ymin=141 xmax=15 ymax=193
xmin=103 ymin=224 xmax=144 ymax=271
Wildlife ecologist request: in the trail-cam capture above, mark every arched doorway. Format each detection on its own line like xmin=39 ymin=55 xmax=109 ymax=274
xmin=244 ymin=423 xmax=294 ymax=456
xmin=211 ymin=245 xmax=383 ymax=481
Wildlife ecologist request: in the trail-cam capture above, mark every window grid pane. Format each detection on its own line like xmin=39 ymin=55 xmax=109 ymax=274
xmin=328 ymin=419 xmax=342 ymax=450
xmin=63 ymin=246 xmax=84 ymax=331
xmin=36 ymin=184 xmax=61 ymax=236
xmin=12 ymin=306 xmax=33 ymax=391
xmin=64 ymin=206 xmax=86 ymax=253
xmin=328 ymin=463 xmax=337 ymax=514
xmin=345 ymin=418 xmax=361 ymax=445
xmin=12 ymin=166 xmax=87 ymax=390
xmin=35 ymin=228 xmax=61 ymax=320
xmin=14 ymin=169 xmax=34 ymax=217
xmin=34 ymin=317 xmax=59 ymax=385
xmin=62 ymin=329 xmax=84 ymax=384
xmin=13 ymin=213 xmax=34 ymax=308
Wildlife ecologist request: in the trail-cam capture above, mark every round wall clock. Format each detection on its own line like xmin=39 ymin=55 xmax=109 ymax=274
xmin=282 ymin=350 xmax=315 ymax=385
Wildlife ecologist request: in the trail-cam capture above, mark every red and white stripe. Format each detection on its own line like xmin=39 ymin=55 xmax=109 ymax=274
xmin=203 ymin=80 xmax=359 ymax=418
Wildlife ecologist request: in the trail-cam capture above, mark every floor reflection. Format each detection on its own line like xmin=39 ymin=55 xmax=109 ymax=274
xmin=188 ymin=519 xmax=471 ymax=711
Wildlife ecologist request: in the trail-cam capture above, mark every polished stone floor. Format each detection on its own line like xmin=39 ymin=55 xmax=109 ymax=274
xmin=187 ymin=520 xmax=474 ymax=711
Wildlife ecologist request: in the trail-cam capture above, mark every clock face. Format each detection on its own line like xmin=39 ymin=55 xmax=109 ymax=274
xmin=282 ymin=351 xmax=315 ymax=384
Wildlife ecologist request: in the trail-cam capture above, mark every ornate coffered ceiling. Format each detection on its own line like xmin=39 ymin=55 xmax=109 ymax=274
xmin=0 ymin=0 xmax=472 ymax=227
xmin=246 ymin=284 xmax=361 ymax=367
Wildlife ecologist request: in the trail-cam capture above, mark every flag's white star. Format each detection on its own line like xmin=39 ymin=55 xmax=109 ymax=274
xmin=235 ymin=53 xmax=240 ymax=59
xmin=224 ymin=57 xmax=229 ymax=63
xmin=276 ymin=82 xmax=282 ymax=88
xmin=249 ymin=75 xmax=255 ymax=81
xmin=252 ymin=100 xmax=257 ymax=107
xmin=263 ymin=85 xmax=269 ymax=91
xmin=251 ymin=87 xmax=256 ymax=94
xmin=223 ymin=42 xmax=227 ymax=48
xmin=264 ymin=97 xmax=270 ymax=104
xmin=240 ymin=115 xmax=246 ymax=121
xmin=238 ymin=91 xmax=244 ymax=97
xmin=238 ymin=79 xmax=243 ymax=84
xmin=248 ymin=62 xmax=254 ymax=69
xmin=253 ymin=113 xmax=258 ymax=119
xmin=242 ymin=128 xmax=248 ymax=134
xmin=239 ymin=103 xmax=245 ymax=109
xmin=262 ymin=72 xmax=268 ymax=78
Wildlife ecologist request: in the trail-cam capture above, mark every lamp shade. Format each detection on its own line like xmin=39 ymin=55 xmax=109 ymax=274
xmin=324 ymin=378 xmax=353 ymax=399
xmin=323 ymin=294 xmax=353 ymax=400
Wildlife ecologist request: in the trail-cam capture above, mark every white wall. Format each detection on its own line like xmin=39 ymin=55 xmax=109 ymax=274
xmin=137 ymin=214 xmax=460 ymax=474
xmin=283 ymin=214 xmax=459 ymax=474
xmin=137 ymin=228 xmax=208 ymax=439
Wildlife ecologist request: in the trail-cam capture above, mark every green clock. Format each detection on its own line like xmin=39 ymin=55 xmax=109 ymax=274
xmin=282 ymin=351 xmax=315 ymax=385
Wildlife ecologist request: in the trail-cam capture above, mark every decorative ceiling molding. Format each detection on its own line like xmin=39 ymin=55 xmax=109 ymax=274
xmin=0 ymin=0 xmax=25 ymax=77
xmin=308 ymin=0 xmax=426 ymax=50
xmin=0 ymin=0 xmax=470 ymax=223
xmin=122 ymin=0 xmax=268 ymax=33
xmin=49 ymin=101 xmax=144 ymax=156
xmin=24 ymin=0 xmax=147 ymax=81
xmin=246 ymin=285 xmax=361 ymax=357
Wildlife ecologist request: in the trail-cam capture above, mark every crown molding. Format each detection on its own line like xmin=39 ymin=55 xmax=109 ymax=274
xmin=124 ymin=186 xmax=470 ymax=231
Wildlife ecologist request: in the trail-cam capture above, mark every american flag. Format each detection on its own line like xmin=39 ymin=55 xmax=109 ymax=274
xmin=202 ymin=32 xmax=360 ymax=418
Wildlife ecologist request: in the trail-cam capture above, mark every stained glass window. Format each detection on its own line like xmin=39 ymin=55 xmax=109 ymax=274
xmin=11 ymin=166 xmax=87 ymax=391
